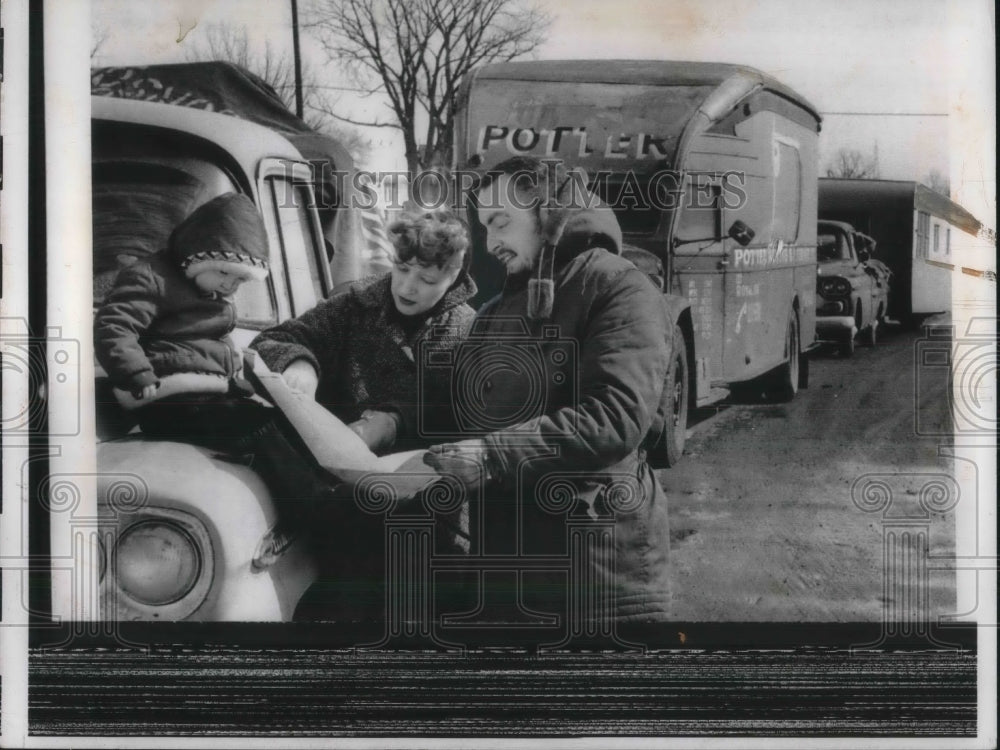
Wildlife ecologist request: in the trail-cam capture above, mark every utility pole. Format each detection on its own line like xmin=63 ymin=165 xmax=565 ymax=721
xmin=290 ymin=0 xmax=304 ymax=119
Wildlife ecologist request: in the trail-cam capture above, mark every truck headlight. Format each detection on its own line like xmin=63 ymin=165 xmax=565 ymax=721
xmin=818 ymin=277 xmax=851 ymax=297
xmin=116 ymin=520 xmax=202 ymax=605
xmin=108 ymin=508 xmax=215 ymax=619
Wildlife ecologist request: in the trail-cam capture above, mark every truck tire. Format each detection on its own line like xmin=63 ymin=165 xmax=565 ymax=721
xmin=771 ymin=310 xmax=800 ymax=402
xmin=661 ymin=325 xmax=689 ymax=467
xmin=865 ymin=303 xmax=884 ymax=347
xmin=841 ymin=330 xmax=855 ymax=357
xmin=865 ymin=318 xmax=878 ymax=347
xmin=843 ymin=301 xmax=861 ymax=356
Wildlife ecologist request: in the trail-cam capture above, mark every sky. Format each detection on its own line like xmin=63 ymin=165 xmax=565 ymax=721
xmin=90 ymin=0 xmax=995 ymax=227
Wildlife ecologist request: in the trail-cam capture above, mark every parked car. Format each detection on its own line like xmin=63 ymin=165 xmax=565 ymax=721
xmin=819 ymin=178 xmax=986 ymax=325
xmin=815 ymin=220 xmax=891 ymax=355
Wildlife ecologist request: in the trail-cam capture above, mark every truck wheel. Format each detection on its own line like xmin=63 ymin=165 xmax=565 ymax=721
xmin=772 ymin=310 xmax=800 ymax=402
xmin=661 ymin=325 xmax=689 ymax=467
xmin=841 ymin=331 xmax=855 ymax=357
xmin=865 ymin=319 xmax=878 ymax=347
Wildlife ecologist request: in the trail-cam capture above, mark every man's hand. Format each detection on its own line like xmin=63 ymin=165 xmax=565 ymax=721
xmin=281 ymin=359 xmax=319 ymax=398
xmin=347 ymin=410 xmax=400 ymax=453
xmin=425 ymin=439 xmax=491 ymax=489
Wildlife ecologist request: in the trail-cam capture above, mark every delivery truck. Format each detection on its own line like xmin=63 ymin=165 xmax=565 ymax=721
xmin=455 ymin=60 xmax=820 ymax=462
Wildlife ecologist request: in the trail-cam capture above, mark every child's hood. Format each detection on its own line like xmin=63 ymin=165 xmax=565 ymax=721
xmin=169 ymin=193 xmax=270 ymax=279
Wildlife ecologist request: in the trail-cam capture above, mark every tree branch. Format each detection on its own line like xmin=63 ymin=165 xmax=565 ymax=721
xmin=307 ymin=0 xmax=550 ymax=171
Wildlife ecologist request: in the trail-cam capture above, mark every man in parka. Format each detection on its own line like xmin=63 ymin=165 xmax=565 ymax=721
xmin=425 ymin=156 xmax=673 ymax=636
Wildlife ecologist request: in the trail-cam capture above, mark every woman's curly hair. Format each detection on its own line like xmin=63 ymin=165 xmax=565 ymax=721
xmin=387 ymin=209 xmax=470 ymax=269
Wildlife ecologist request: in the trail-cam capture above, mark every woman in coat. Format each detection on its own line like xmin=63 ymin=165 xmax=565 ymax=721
xmin=251 ymin=208 xmax=477 ymax=452
xmin=250 ymin=208 xmax=477 ymax=622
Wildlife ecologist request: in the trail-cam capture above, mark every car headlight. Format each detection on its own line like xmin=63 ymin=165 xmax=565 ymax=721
xmin=108 ymin=508 xmax=215 ymax=619
xmin=818 ymin=277 xmax=851 ymax=297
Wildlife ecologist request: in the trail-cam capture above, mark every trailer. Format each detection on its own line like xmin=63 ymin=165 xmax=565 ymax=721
xmin=818 ymin=178 xmax=988 ymax=321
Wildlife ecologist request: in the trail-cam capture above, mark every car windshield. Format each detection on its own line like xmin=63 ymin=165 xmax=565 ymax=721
xmin=854 ymin=234 xmax=875 ymax=256
xmin=817 ymin=231 xmax=850 ymax=262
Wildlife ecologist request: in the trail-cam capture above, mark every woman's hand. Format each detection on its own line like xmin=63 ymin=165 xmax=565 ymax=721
xmin=281 ymin=359 xmax=319 ymax=398
xmin=136 ymin=383 xmax=159 ymax=401
xmin=348 ymin=410 xmax=400 ymax=453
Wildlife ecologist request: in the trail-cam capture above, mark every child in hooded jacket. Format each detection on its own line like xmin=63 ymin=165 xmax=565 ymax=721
xmin=95 ymin=191 xmax=268 ymax=410
xmin=95 ymin=192 xmax=332 ymax=529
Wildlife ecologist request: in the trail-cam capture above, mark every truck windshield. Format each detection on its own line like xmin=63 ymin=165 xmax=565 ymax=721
xmin=588 ymin=173 xmax=666 ymax=236
xmin=93 ymin=158 xmax=277 ymax=326
xmin=817 ymin=231 xmax=850 ymax=262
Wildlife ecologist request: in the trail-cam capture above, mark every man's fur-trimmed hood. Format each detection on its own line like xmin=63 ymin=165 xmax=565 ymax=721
xmin=530 ymin=163 xmax=623 ymax=319
xmin=539 ymin=166 xmax=623 ymax=260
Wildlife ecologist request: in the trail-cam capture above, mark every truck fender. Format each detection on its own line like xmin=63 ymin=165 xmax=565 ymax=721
xmin=662 ymin=292 xmax=691 ymax=331
xmin=97 ymin=440 xmax=317 ymax=621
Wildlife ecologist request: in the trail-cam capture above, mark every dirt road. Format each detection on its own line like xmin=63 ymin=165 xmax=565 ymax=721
xmin=662 ymin=321 xmax=957 ymax=621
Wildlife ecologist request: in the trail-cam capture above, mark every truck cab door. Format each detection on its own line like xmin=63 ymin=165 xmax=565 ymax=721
xmin=670 ymin=175 xmax=728 ymax=400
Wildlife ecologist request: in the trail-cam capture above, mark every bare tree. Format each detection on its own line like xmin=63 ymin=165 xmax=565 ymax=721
xmin=91 ymin=23 xmax=110 ymax=60
xmin=308 ymin=0 xmax=551 ymax=173
xmin=185 ymin=22 xmax=372 ymax=164
xmin=923 ymin=169 xmax=950 ymax=197
xmin=187 ymin=24 xmax=294 ymax=97
xmin=825 ymin=147 xmax=881 ymax=179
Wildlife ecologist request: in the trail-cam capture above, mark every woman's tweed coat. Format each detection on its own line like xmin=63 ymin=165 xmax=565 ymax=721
xmin=249 ymin=271 xmax=477 ymax=439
